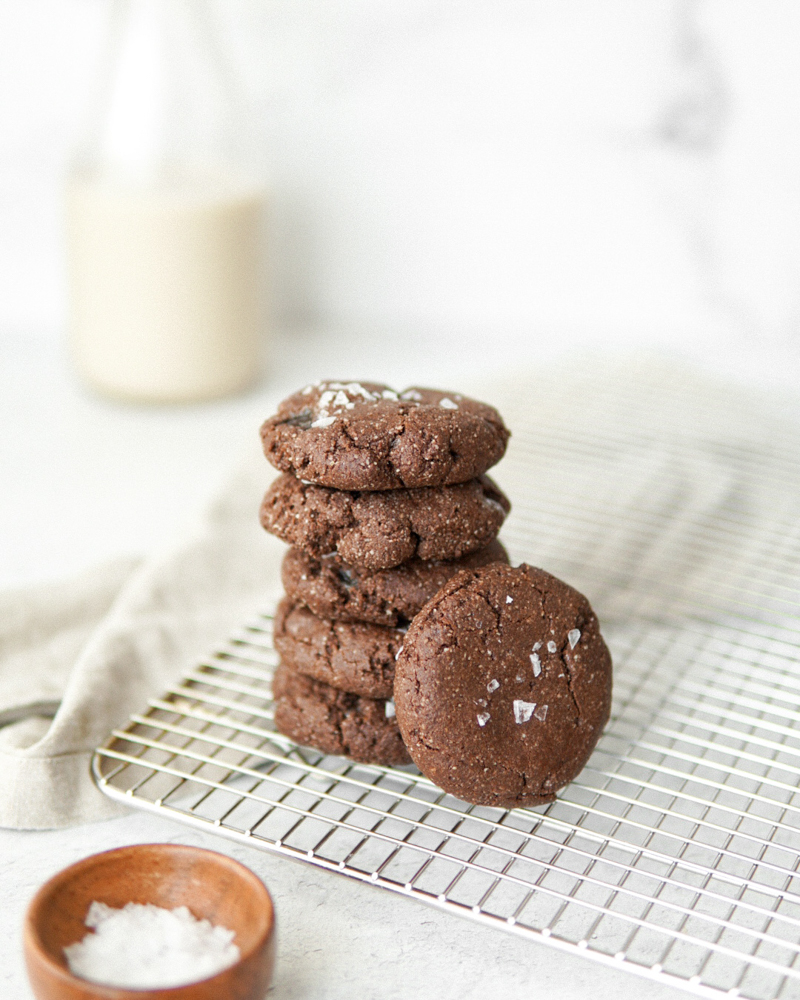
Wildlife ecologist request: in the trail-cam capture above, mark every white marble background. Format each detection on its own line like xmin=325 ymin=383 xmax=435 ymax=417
xmin=3 ymin=6 xmax=800 ymax=998
xmin=3 ymin=0 xmax=800 ymax=353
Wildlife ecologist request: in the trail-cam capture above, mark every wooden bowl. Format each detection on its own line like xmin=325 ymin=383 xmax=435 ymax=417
xmin=24 ymin=843 xmax=276 ymax=1000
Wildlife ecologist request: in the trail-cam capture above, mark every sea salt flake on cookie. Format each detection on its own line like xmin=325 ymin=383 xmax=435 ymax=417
xmin=513 ymin=700 xmax=537 ymax=724
xmin=439 ymin=397 xmax=458 ymax=409
xmin=568 ymin=629 xmax=581 ymax=649
xmin=547 ymin=641 xmax=557 ymax=653
xmin=530 ymin=652 xmax=542 ymax=677
xmin=487 ymin=679 xmax=500 ymax=693
xmin=477 ymin=712 xmax=491 ymax=727
xmin=346 ymin=382 xmax=376 ymax=399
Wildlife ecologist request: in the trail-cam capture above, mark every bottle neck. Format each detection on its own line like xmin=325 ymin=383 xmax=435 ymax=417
xmin=74 ymin=0 xmax=239 ymax=188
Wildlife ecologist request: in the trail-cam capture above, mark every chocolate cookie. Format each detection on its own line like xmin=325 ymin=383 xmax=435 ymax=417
xmin=281 ymin=539 xmax=509 ymax=627
xmin=261 ymin=473 xmax=510 ymax=570
xmin=260 ymin=381 xmax=509 ymax=490
xmin=394 ymin=563 xmax=612 ymax=809
xmin=273 ymin=597 xmax=402 ymax=699
xmin=272 ymin=663 xmax=410 ymax=766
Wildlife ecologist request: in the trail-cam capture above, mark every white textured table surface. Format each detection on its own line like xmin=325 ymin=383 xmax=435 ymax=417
xmin=2 ymin=326 xmax=796 ymax=1000
xmin=2 ymin=810 xmax=688 ymax=1000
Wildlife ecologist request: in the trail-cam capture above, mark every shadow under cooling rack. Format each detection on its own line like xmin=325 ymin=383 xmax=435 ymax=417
xmin=93 ymin=375 xmax=800 ymax=1000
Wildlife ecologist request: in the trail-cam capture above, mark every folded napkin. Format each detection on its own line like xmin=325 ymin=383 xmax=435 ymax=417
xmin=0 ymin=460 xmax=284 ymax=828
xmin=2 ymin=356 xmax=797 ymax=829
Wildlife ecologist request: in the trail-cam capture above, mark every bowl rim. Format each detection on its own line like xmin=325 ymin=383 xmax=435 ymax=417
xmin=24 ymin=842 xmax=275 ymax=995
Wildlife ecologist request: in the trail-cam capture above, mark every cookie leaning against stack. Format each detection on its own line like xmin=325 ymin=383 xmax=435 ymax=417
xmin=393 ymin=562 xmax=613 ymax=809
xmin=259 ymin=380 xmax=512 ymax=766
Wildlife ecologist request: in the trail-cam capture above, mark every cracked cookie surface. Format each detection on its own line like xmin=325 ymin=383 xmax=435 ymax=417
xmin=394 ymin=562 xmax=612 ymax=808
xmin=281 ymin=539 xmax=509 ymax=627
xmin=261 ymin=473 xmax=510 ymax=570
xmin=272 ymin=662 xmax=410 ymax=765
xmin=260 ymin=381 xmax=510 ymax=490
xmin=273 ymin=597 xmax=403 ymax=699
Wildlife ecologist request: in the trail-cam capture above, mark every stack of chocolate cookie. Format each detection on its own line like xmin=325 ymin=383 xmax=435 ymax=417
xmin=259 ymin=380 xmax=512 ymax=766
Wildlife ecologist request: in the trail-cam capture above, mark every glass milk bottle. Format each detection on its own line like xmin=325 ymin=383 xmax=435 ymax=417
xmin=66 ymin=0 xmax=265 ymax=402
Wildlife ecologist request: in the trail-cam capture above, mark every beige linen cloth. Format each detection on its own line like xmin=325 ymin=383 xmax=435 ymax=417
xmin=0 ymin=462 xmax=285 ymax=829
xmin=2 ymin=356 xmax=798 ymax=829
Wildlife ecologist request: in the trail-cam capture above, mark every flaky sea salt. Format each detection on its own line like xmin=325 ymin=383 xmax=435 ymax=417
xmin=513 ymin=700 xmax=548 ymax=724
xmin=513 ymin=700 xmax=537 ymax=724
xmin=568 ymin=628 xmax=581 ymax=649
xmin=477 ymin=712 xmax=490 ymax=727
xmin=487 ymin=679 xmax=500 ymax=693
xmin=530 ymin=652 xmax=541 ymax=677
xmin=64 ymin=901 xmax=240 ymax=989
xmin=324 ymin=381 xmax=374 ymax=399
xmin=439 ymin=397 xmax=458 ymax=409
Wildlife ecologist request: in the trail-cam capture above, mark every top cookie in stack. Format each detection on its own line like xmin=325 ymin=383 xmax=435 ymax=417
xmin=259 ymin=380 xmax=512 ymax=765
xmin=260 ymin=381 xmax=509 ymax=491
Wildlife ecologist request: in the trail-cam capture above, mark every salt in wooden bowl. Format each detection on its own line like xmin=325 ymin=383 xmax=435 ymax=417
xmin=23 ymin=843 xmax=276 ymax=1000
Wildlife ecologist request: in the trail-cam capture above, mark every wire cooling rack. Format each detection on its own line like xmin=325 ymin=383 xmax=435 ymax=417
xmin=93 ymin=377 xmax=800 ymax=1000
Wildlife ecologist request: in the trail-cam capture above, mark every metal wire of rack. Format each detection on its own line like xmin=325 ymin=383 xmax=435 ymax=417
xmin=93 ymin=375 xmax=800 ymax=1000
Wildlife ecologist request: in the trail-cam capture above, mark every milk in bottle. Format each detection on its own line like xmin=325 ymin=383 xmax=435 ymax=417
xmin=66 ymin=0 xmax=265 ymax=402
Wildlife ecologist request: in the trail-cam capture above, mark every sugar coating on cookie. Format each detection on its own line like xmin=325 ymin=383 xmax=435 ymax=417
xmin=272 ymin=663 xmax=410 ymax=765
xmin=281 ymin=539 xmax=509 ymax=627
xmin=272 ymin=597 xmax=403 ymax=699
xmin=260 ymin=473 xmax=510 ymax=570
xmin=260 ymin=381 xmax=510 ymax=490
xmin=394 ymin=563 xmax=612 ymax=808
